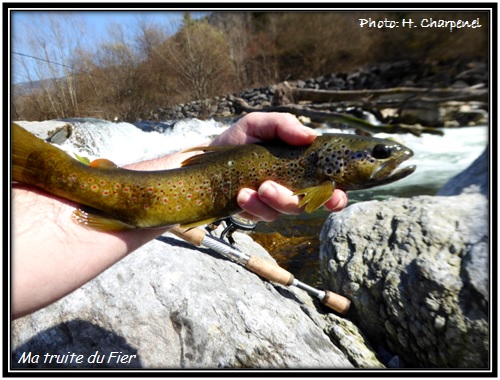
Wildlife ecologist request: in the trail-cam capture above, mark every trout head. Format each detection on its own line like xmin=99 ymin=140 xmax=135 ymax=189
xmin=314 ymin=134 xmax=416 ymax=191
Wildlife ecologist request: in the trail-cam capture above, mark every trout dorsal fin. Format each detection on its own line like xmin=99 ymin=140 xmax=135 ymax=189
xmin=181 ymin=145 xmax=239 ymax=167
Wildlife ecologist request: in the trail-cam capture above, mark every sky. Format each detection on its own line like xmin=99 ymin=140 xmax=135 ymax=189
xmin=8 ymin=5 xmax=493 ymax=84
xmin=9 ymin=9 xmax=210 ymax=83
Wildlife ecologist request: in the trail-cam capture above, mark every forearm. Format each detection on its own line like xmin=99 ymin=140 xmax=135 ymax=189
xmin=125 ymin=139 xmax=211 ymax=170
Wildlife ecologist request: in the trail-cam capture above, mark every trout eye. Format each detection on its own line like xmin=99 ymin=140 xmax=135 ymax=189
xmin=372 ymin=144 xmax=392 ymax=159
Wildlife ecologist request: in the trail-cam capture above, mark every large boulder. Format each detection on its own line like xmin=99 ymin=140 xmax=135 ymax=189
xmin=12 ymin=230 xmax=383 ymax=369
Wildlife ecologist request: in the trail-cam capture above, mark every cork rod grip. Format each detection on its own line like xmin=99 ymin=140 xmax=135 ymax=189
xmin=322 ymin=290 xmax=351 ymax=315
xmin=170 ymin=226 xmax=206 ymax=247
xmin=245 ymin=256 xmax=294 ymax=286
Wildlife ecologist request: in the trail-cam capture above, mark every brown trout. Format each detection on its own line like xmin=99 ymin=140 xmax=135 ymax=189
xmin=12 ymin=122 xmax=415 ymax=231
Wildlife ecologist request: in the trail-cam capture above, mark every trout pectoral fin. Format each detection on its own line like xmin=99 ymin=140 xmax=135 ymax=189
xmin=73 ymin=209 xmax=136 ymax=231
xmin=293 ymin=181 xmax=335 ymax=213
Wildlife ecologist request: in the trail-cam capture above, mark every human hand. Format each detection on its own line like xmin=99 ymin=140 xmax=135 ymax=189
xmin=211 ymin=112 xmax=348 ymax=222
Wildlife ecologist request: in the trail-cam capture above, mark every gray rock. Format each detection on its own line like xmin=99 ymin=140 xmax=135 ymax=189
xmin=12 ymin=231 xmax=364 ymax=369
xmin=322 ymin=314 xmax=385 ymax=369
xmin=437 ymin=147 xmax=489 ymax=196
xmin=320 ymin=193 xmax=489 ymax=368
xmin=16 ymin=120 xmax=72 ymax=143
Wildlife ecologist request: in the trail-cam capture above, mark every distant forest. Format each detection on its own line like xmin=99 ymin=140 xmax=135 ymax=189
xmin=11 ymin=11 xmax=488 ymax=121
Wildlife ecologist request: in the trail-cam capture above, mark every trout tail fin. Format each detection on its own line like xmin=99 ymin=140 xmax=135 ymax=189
xmin=12 ymin=123 xmax=66 ymax=184
xmin=13 ymin=123 xmax=39 ymax=182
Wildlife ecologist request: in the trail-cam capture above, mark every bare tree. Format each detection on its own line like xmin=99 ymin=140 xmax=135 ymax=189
xmin=207 ymin=12 xmax=253 ymax=88
xmin=12 ymin=13 xmax=89 ymax=119
xmin=156 ymin=17 xmax=236 ymax=115
xmin=92 ymin=22 xmax=149 ymax=120
xmin=135 ymin=15 xmax=170 ymax=58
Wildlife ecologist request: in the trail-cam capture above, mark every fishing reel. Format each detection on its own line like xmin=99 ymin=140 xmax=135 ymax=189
xmin=206 ymin=215 xmax=258 ymax=245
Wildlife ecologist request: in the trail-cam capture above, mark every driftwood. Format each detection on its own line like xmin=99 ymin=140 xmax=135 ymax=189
xmin=232 ymin=82 xmax=491 ymax=136
xmin=289 ymin=85 xmax=488 ymax=104
xmin=233 ymin=98 xmax=444 ymax=137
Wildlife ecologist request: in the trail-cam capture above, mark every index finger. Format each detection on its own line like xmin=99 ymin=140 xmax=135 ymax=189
xmin=213 ymin=112 xmax=321 ymax=146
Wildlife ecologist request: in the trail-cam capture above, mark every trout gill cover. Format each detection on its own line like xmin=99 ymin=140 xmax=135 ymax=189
xmin=12 ymin=122 xmax=416 ymax=231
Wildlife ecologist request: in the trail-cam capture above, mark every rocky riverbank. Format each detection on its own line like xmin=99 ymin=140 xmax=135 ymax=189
xmin=11 ymin=230 xmax=381 ymax=369
xmin=144 ymin=60 xmax=488 ymax=129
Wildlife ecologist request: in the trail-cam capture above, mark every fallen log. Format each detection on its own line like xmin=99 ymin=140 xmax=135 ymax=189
xmin=290 ymin=85 xmax=488 ymax=104
xmin=233 ymin=98 xmax=444 ymax=137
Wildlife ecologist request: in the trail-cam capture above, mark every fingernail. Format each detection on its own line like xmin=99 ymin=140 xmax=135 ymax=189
xmin=339 ymin=193 xmax=348 ymax=209
xmin=309 ymin=129 xmax=323 ymax=136
xmin=237 ymin=189 xmax=252 ymax=205
xmin=329 ymin=192 xmax=348 ymax=211
xmin=257 ymin=182 xmax=277 ymax=200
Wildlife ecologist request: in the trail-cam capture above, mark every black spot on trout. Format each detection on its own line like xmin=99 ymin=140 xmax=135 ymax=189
xmin=12 ymin=123 xmax=416 ymax=231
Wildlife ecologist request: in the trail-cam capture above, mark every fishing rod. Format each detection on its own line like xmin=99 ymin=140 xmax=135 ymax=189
xmin=169 ymin=224 xmax=351 ymax=316
xmin=12 ymin=51 xmax=104 ymax=79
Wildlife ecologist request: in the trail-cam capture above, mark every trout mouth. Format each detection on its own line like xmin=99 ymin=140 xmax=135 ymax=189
xmin=375 ymin=163 xmax=417 ymax=183
xmin=370 ymin=151 xmax=416 ymax=186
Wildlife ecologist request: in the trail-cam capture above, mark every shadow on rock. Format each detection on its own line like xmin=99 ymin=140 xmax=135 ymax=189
xmin=12 ymin=319 xmax=142 ymax=369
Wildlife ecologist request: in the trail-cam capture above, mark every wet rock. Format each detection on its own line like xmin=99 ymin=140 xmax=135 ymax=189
xmin=320 ymin=193 xmax=489 ymax=368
